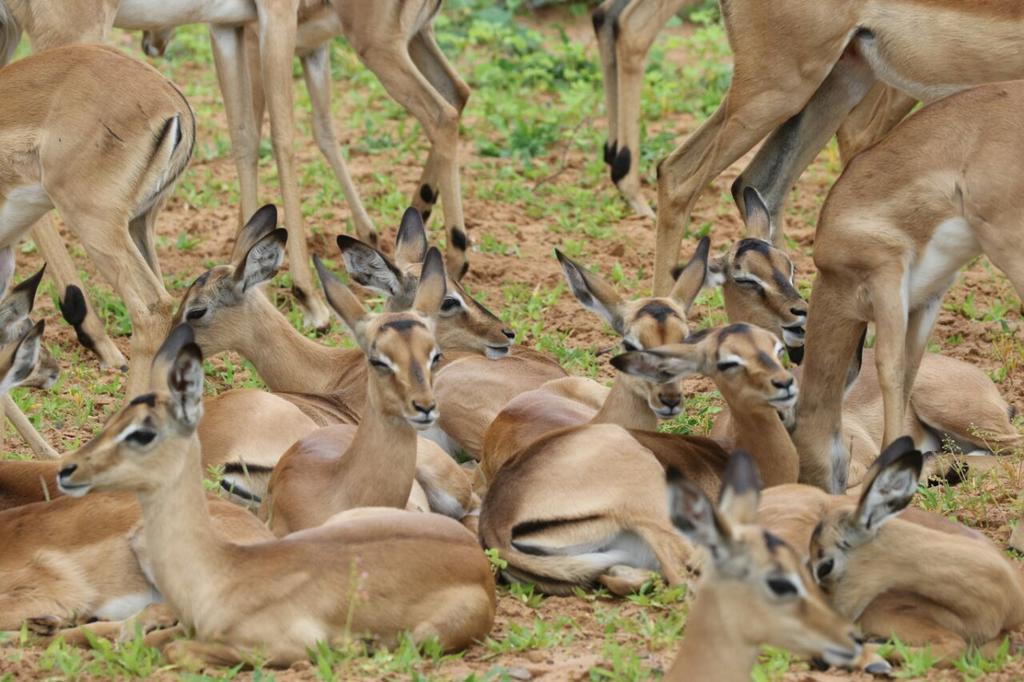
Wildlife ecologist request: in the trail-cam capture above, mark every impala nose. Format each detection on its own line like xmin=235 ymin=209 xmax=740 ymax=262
xmin=413 ymin=401 xmax=437 ymax=416
xmin=502 ymin=328 xmax=516 ymax=341
xmin=659 ymin=395 xmax=681 ymax=410
xmin=58 ymin=463 xmax=77 ymax=479
xmin=772 ymin=377 xmax=795 ymax=390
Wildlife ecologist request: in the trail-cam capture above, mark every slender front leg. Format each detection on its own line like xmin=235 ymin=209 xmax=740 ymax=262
xmin=357 ymin=42 xmax=467 ymax=279
xmin=256 ymin=0 xmax=331 ymax=328
xmin=210 ymin=25 xmax=261 ymax=234
xmin=612 ymin=0 xmax=697 ymax=218
xmin=3 ymin=395 xmax=58 ymax=459
xmin=32 ymin=216 xmax=127 ymax=370
xmin=301 ymin=46 xmax=378 ymax=246
xmin=731 ymin=48 xmax=877 ymax=239
xmin=870 ymin=272 xmax=910 ymax=448
xmin=407 ymin=26 xmax=471 ymax=232
xmin=592 ymin=0 xmax=632 ymax=170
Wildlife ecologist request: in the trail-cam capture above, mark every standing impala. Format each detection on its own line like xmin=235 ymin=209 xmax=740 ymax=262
xmin=792 ymin=81 xmax=1024 ymax=492
xmin=0 ymin=45 xmax=193 ymax=395
xmin=651 ymin=0 xmax=1024 ymax=294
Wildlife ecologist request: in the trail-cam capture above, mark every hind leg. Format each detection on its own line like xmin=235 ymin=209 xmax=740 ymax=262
xmin=32 ymin=217 xmax=127 ymax=370
xmin=592 ymin=0 xmax=632 ymax=171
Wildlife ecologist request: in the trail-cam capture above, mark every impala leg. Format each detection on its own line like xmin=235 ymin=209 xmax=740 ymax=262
xmin=732 ymin=49 xmax=877 ymax=237
xmin=592 ymin=0 xmax=631 ymax=169
xmin=128 ymin=202 xmax=164 ymax=282
xmin=256 ymin=1 xmax=331 ymax=329
xmin=61 ymin=211 xmax=174 ymax=397
xmin=858 ymin=596 xmax=969 ymax=666
xmin=652 ymin=25 xmax=850 ymax=294
xmin=612 ymin=0 xmax=697 ymax=218
xmin=301 ymin=46 xmax=378 ymax=247
xmin=903 ymin=290 xmax=946 ymax=409
xmin=210 ymin=25 xmax=261 ymax=232
xmin=837 ymin=84 xmax=916 ymax=164
xmin=3 ymin=395 xmax=58 ymax=459
xmin=163 ymin=639 xmax=255 ymax=670
xmin=359 ymin=43 xmax=467 ymax=279
xmin=408 ymin=26 xmax=470 ymax=235
xmin=633 ymin=521 xmax=692 ymax=585
xmin=31 ymin=217 xmax=127 ymax=370
xmin=870 ymin=271 xmax=910 ymax=449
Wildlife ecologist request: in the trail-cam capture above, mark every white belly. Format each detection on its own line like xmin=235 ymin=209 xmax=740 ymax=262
xmin=0 ymin=185 xmax=53 ymax=247
xmin=115 ymin=0 xmax=257 ymax=29
xmin=93 ymin=589 xmax=160 ymax=621
xmin=907 ymin=217 xmax=980 ymax=306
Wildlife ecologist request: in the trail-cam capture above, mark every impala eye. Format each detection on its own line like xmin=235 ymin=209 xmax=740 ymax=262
xmin=767 ymin=577 xmax=799 ymax=598
xmin=622 ymin=340 xmax=640 ymax=352
xmin=126 ymin=430 xmax=157 ymax=447
xmin=735 ymin=278 xmax=764 ymax=293
xmin=716 ymin=361 xmax=740 ymax=372
xmin=440 ymin=297 xmax=461 ymax=313
xmin=430 ymin=350 xmax=443 ymax=367
xmin=186 ymin=308 xmax=207 ymax=321
xmin=816 ymin=558 xmax=835 ymax=581
xmin=369 ymin=358 xmax=392 ymax=372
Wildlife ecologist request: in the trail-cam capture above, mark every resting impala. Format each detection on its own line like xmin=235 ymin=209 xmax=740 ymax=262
xmin=663 ymin=450 xmax=863 ymax=680
xmin=652 ymin=0 xmax=1024 ymax=294
xmin=706 ymin=190 xmax=1021 ymax=487
xmin=56 ymin=325 xmax=496 ymax=666
xmin=804 ymin=438 xmax=1024 ymax=662
xmin=260 ymin=249 xmax=452 ymax=535
xmin=0 ymin=45 xmax=194 ymax=395
xmin=791 ymin=81 xmax=1024 ymax=493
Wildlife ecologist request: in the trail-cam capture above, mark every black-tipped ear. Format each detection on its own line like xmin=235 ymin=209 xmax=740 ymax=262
xmin=336 ymin=234 xmax=405 ymax=297
xmin=610 ymin=343 xmax=705 ymax=383
xmin=232 ymin=204 xmax=279 ymax=260
xmin=743 ymin=187 xmax=775 ymax=243
xmin=234 ymin=228 xmax=287 ymax=293
xmin=412 ymin=247 xmax=446 ymax=317
xmin=167 ymin=341 xmax=204 ymax=428
xmin=394 ymin=208 xmax=429 ymax=267
xmin=2 ymin=319 xmax=44 ymax=389
xmin=718 ymin=449 xmax=762 ymax=525
xmin=853 ymin=437 xmax=922 ymax=534
xmin=0 ymin=264 xmax=48 ymax=332
xmin=666 ymin=468 xmax=733 ymax=562
xmin=555 ymin=248 xmax=626 ymax=335
xmin=13 ymin=264 xmax=45 ymax=313
xmin=314 ymin=255 xmax=369 ymax=343
xmin=669 ymin=236 xmax=710 ymax=313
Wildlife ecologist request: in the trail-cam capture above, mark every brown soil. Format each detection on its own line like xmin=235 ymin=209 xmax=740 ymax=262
xmin=3 ymin=6 xmax=1023 ymax=681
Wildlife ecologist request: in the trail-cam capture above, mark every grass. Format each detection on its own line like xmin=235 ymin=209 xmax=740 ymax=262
xmin=4 ymin=0 xmax=1024 ymax=679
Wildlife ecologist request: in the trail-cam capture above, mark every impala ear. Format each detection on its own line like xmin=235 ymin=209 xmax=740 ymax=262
xmin=232 ymin=204 xmax=279 ymax=261
xmin=0 ymin=319 xmax=44 ymax=393
xmin=668 ymin=236 xmax=710 ymax=314
xmin=743 ymin=187 xmax=776 ymax=244
xmin=315 ymin=256 xmax=370 ymax=347
xmin=555 ymin=249 xmax=626 ymax=335
xmin=233 ymin=229 xmax=287 ymax=294
xmin=412 ymin=247 xmax=446 ymax=318
xmin=717 ymin=449 xmax=762 ymax=525
xmin=852 ymin=437 xmax=923 ymax=535
xmin=166 ymin=340 xmax=204 ymax=430
xmin=0 ymin=264 xmax=46 ymax=335
xmin=610 ymin=340 xmax=709 ymax=383
xmin=337 ymin=235 xmax=406 ymax=298
xmin=666 ymin=468 xmax=734 ymax=564
xmin=394 ymin=208 xmax=429 ymax=268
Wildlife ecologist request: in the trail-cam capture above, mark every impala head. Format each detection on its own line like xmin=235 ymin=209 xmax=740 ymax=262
xmin=0 ymin=260 xmax=58 ymax=389
xmin=173 ymin=205 xmax=288 ymax=354
xmin=314 ymin=247 xmax=446 ymax=430
xmin=668 ymin=450 xmax=861 ymax=667
xmin=556 ymin=238 xmax=709 ymax=418
xmin=809 ymin=437 xmax=923 ymax=590
xmin=57 ymin=325 xmax=205 ymax=496
xmin=699 ymin=188 xmax=808 ymax=363
xmin=337 ymin=208 xmax=514 ymax=359
xmin=611 ymin=323 xmax=797 ymax=418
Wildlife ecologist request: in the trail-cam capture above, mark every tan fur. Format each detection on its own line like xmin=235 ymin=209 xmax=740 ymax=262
xmin=792 ymin=82 xmax=1024 ymax=492
xmin=259 ymin=253 xmax=449 ymax=535
xmin=653 ymin=0 xmax=1024 ymax=294
xmin=666 ymin=453 xmax=860 ymax=681
xmin=56 ymin=329 xmax=495 ymax=666
xmin=706 ymin=220 xmax=1020 ymax=488
xmin=0 ymin=45 xmax=193 ymax=395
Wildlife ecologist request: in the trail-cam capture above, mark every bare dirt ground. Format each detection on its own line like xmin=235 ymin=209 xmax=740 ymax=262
xmin=2 ymin=5 xmax=1023 ymax=681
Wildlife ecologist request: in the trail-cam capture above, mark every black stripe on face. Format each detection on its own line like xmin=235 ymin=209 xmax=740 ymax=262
xmin=637 ymin=302 xmax=679 ymax=322
xmin=129 ymin=393 xmax=157 ymax=407
xmin=735 ymin=238 xmax=771 ymax=260
xmin=381 ymin=319 xmax=425 ymax=332
xmin=763 ymin=530 xmax=787 ymax=554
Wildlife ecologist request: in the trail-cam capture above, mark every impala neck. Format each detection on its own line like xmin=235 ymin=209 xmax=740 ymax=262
xmin=591 ymin=378 xmax=657 ymax=431
xmin=136 ymin=436 xmax=225 ymax=627
xmin=329 ymin=375 xmax=418 ymax=509
xmin=723 ymin=395 xmax=799 ymax=487
xmin=668 ymin=585 xmax=759 ymax=682
xmin=239 ymin=295 xmax=357 ymax=394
